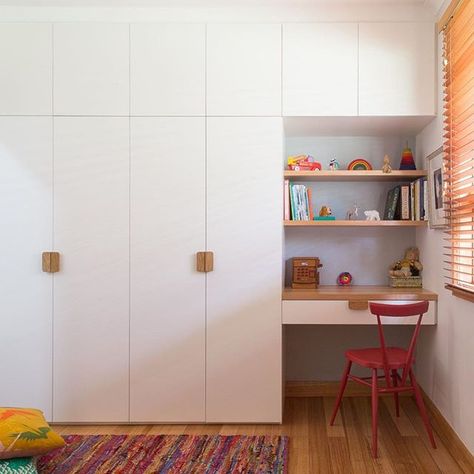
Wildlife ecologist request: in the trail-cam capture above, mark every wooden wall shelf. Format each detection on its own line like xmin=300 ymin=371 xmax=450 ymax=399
xmin=284 ymin=170 xmax=427 ymax=182
xmin=282 ymin=286 xmax=438 ymax=301
xmin=284 ymin=220 xmax=427 ymax=227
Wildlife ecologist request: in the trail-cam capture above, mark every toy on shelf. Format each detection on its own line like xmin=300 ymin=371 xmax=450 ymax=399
xmin=337 ymin=272 xmax=353 ymax=286
xmin=291 ymin=257 xmax=323 ymax=289
xmin=382 ymin=154 xmax=392 ymax=173
xmin=287 ymin=155 xmax=322 ymax=171
xmin=347 ymin=158 xmax=372 ymax=170
xmin=389 ymin=247 xmax=423 ymax=287
xmin=364 ymin=210 xmax=380 ymax=221
xmin=346 ymin=203 xmax=359 ymax=220
xmin=328 ymin=158 xmax=340 ymax=170
xmin=314 ymin=205 xmax=336 ymax=220
xmin=399 ymin=144 xmax=416 ymax=170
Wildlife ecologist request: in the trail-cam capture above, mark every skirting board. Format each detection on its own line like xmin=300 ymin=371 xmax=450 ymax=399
xmin=286 ymin=381 xmax=474 ymax=468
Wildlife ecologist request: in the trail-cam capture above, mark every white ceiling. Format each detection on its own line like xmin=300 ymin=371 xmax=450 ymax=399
xmin=0 ymin=0 xmax=430 ymax=6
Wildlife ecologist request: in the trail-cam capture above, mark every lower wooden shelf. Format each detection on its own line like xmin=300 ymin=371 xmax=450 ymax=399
xmin=284 ymin=220 xmax=428 ymax=227
xmin=282 ymin=285 xmax=438 ymax=301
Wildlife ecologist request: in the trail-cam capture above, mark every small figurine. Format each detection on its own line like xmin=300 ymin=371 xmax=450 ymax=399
xmin=346 ymin=203 xmax=359 ymax=220
xmin=328 ymin=158 xmax=340 ymax=171
xmin=337 ymin=272 xmax=353 ymax=286
xmin=382 ymin=155 xmax=392 ymax=173
xmin=364 ymin=210 xmax=380 ymax=221
xmin=319 ymin=206 xmax=332 ymax=216
xmin=390 ymin=247 xmax=423 ymax=277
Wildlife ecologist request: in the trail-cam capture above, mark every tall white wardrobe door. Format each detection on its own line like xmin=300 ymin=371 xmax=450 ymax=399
xmin=283 ymin=23 xmax=358 ymax=116
xmin=207 ymin=117 xmax=283 ymax=423
xmin=207 ymin=24 xmax=281 ymax=116
xmin=53 ymin=117 xmax=129 ymax=422
xmin=0 ymin=117 xmax=53 ymax=418
xmin=130 ymin=118 xmax=206 ymax=422
xmin=0 ymin=24 xmax=52 ymax=115
xmin=53 ymin=23 xmax=129 ymax=116
xmin=359 ymin=22 xmax=435 ymax=116
xmin=130 ymin=24 xmax=205 ymax=116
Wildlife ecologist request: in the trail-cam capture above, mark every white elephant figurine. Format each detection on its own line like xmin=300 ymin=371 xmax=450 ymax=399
xmin=364 ymin=210 xmax=380 ymax=221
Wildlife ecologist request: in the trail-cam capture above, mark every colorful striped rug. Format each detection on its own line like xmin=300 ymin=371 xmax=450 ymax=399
xmin=37 ymin=434 xmax=289 ymax=473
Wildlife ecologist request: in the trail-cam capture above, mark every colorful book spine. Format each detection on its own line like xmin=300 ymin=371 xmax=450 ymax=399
xmin=284 ymin=179 xmax=290 ymax=220
xmin=414 ymin=180 xmax=420 ymax=220
xmin=384 ymin=186 xmax=400 ymax=220
xmin=399 ymin=185 xmax=410 ymax=220
xmin=307 ymin=188 xmax=314 ymax=220
xmin=410 ymin=182 xmax=415 ymax=220
xmin=423 ymin=178 xmax=428 ymax=220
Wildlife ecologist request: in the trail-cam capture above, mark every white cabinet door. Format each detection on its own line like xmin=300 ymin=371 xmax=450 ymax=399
xmin=0 ymin=117 xmax=53 ymax=418
xmin=131 ymin=24 xmax=205 ymax=116
xmin=283 ymin=23 xmax=358 ymax=116
xmin=0 ymin=24 xmax=52 ymax=115
xmin=130 ymin=118 xmax=206 ymax=422
xmin=359 ymin=22 xmax=435 ymax=116
xmin=206 ymin=117 xmax=283 ymax=423
xmin=54 ymin=23 xmax=129 ymax=116
xmin=53 ymin=117 xmax=129 ymax=422
xmin=207 ymin=24 xmax=281 ymax=116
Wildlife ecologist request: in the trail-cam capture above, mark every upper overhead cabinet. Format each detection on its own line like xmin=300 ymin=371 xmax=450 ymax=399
xmin=207 ymin=24 xmax=281 ymax=116
xmin=54 ymin=23 xmax=129 ymax=116
xmin=0 ymin=24 xmax=52 ymax=115
xmin=283 ymin=23 xmax=358 ymax=116
xmin=131 ymin=24 xmax=205 ymax=116
xmin=359 ymin=22 xmax=436 ymax=116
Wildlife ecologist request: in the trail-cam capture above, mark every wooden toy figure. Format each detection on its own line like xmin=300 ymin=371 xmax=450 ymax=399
xmin=319 ymin=206 xmax=332 ymax=216
xmin=382 ymin=155 xmax=392 ymax=173
xmin=329 ymin=158 xmax=340 ymax=171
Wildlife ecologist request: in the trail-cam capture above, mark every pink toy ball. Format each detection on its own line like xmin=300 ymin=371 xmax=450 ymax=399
xmin=337 ymin=272 xmax=353 ymax=286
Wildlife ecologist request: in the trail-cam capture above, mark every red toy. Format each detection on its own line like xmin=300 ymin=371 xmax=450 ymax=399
xmin=287 ymin=155 xmax=322 ymax=171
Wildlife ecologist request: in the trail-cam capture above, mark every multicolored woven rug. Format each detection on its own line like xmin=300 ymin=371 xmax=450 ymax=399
xmin=37 ymin=434 xmax=288 ymax=473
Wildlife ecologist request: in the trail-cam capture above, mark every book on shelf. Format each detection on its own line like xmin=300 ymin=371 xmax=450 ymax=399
xmin=286 ymin=182 xmax=313 ymax=221
xmin=383 ymin=179 xmax=428 ymax=222
xmin=284 ymin=179 xmax=290 ymax=220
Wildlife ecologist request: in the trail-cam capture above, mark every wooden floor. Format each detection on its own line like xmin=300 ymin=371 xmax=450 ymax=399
xmin=54 ymin=396 xmax=473 ymax=473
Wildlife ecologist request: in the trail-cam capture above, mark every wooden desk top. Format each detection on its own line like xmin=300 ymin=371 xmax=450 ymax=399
xmin=282 ymin=285 xmax=438 ymax=301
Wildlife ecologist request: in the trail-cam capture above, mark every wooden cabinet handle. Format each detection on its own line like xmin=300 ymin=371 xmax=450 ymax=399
xmin=348 ymin=300 xmax=368 ymax=311
xmin=42 ymin=252 xmax=60 ymax=273
xmin=196 ymin=251 xmax=214 ymax=273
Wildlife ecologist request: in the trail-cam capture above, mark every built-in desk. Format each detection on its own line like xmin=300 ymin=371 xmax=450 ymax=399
xmin=282 ymin=286 xmax=438 ymax=325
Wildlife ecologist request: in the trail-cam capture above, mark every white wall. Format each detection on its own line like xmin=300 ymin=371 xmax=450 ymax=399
xmin=415 ymin=35 xmax=474 ymax=454
xmin=0 ymin=3 xmax=436 ymax=23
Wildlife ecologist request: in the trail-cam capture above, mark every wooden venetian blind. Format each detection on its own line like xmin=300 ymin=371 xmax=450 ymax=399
xmin=443 ymin=0 xmax=474 ymax=301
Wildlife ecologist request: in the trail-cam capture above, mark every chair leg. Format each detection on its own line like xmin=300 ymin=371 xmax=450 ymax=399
xmin=371 ymin=369 xmax=379 ymax=458
xmin=410 ymin=369 xmax=437 ymax=449
xmin=391 ymin=369 xmax=400 ymax=417
xmin=330 ymin=360 xmax=352 ymax=425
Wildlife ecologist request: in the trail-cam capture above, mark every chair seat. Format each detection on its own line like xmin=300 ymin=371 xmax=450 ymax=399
xmin=345 ymin=347 xmax=409 ymax=369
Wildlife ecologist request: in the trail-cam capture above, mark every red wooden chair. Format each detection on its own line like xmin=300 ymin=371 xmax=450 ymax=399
xmin=329 ymin=301 xmax=437 ymax=458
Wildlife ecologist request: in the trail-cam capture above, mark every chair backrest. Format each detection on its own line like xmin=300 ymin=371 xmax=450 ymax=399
xmin=369 ymin=301 xmax=429 ymax=388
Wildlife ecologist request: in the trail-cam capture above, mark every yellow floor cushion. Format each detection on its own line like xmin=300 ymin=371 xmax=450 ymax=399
xmin=0 ymin=408 xmax=65 ymax=460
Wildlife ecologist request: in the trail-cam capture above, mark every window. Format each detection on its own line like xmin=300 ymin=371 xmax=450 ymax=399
xmin=442 ymin=0 xmax=474 ymax=301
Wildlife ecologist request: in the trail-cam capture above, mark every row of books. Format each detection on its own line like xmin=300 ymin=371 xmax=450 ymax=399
xmin=383 ymin=178 xmax=428 ymax=221
xmin=284 ymin=180 xmax=314 ymax=221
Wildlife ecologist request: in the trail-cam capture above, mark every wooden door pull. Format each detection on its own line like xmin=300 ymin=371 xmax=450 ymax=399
xmin=42 ymin=252 xmax=60 ymax=273
xmin=348 ymin=300 xmax=368 ymax=311
xmin=197 ymin=251 xmax=214 ymax=273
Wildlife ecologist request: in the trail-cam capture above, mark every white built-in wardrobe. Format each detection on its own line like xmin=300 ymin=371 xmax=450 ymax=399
xmin=1 ymin=23 xmax=283 ymax=423
xmin=1 ymin=20 xmax=435 ymax=423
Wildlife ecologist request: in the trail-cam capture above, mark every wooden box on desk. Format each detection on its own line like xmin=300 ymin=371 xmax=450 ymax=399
xmin=291 ymin=257 xmax=322 ymax=289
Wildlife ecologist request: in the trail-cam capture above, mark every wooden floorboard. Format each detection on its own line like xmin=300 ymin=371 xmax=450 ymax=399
xmin=53 ymin=396 xmax=472 ymax=474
